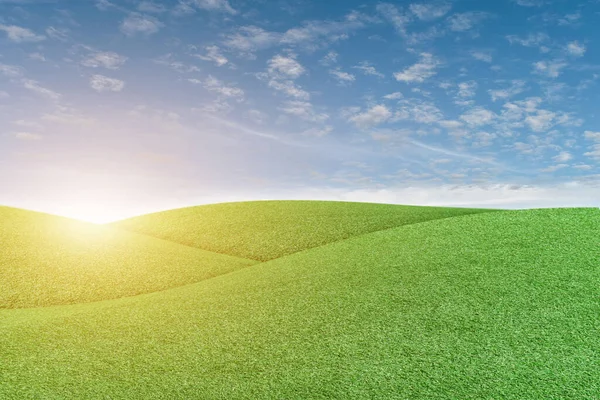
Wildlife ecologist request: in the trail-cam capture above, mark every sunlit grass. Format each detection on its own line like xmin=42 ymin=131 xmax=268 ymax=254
xmin=1 ymin=207 xmax=598 ymax=399
xmin=0 ymin=206 xmax=255 ymax=308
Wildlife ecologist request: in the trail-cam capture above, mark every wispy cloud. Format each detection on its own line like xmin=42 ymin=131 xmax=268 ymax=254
xmin=89 ymin=75 xmax=125 ymax=92
xmin=348 ymin=105 xmax=392 ymax=129
xmin=329 ymin=68 xmax=355 ymax=84
xmin=195 ymin=75 xmax=244 ymax=100
xmin=566 ymin=41 xmax=586 ymax=57
xmin=533 ymin=60 xmax=567 ymax=78
xmin=193 ymin=45 xmax=228 ymax=66
xmin=120 ymin=13 xmax=163 ymax=36
xmin=471 ymin=51 xmax=492 ymax=63
xmin=22 ymin=79 xmax=61 ymax=100
xmin=409 ymin=2 xmax=451 ymax=21
xmin=447 ymin=12 xmax=488 ymax=32
xmin=353 ymin=61 xmax=384 ymax=78
xmin=0 ymin=24 xmax=45 ymax=42
xmin=81 ymin=51 xmax=128 ymax=69
xmin=394 ymin=53 xmax=440 ymax=83
xmin=279 ymin=101 xmax=329 ymax=123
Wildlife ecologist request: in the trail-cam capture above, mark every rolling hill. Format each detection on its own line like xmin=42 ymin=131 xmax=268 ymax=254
xmin=113 ymin=200 xmax=496 ymax=261
xmin=1 ymin=204 xmax=598 ymax=399
xmin=0 ymin=206 xmax=256 ymax=308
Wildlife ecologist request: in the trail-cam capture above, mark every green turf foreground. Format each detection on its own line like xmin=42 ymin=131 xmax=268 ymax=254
xmin=1 ymin=205 xmax=598 ymax=399
xmin=113 ymin=200 xmax=494 ymax=261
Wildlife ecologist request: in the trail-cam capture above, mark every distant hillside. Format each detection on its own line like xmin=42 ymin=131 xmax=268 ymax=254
xmin=113 ymin=200 xmax=498 ymax=261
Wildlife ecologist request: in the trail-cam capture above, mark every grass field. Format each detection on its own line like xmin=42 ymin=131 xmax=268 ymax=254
xmin=0 ymin=206 xmax=256 ymax=308
xmin=113 ymin=200 xmax=495 ymax=261
xmin=1 ymin=202 xmax=598 ymax=399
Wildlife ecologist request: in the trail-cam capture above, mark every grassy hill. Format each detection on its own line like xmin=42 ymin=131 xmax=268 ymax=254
xmin=0 ymin=206 xmax=256 ymax=308
xmin=113 ymin=200 xmax=496 ymax=261
xmin=2 ymin=206 xmax=598 ymax=399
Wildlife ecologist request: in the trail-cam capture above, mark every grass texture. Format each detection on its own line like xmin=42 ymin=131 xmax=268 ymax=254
xmin=113 ymin=200 xmax=495 ymax=261
xmin=1 ymin=206 xmax=598 ymax=399
xmin=0 ymin=206 xmax=256 ymax=308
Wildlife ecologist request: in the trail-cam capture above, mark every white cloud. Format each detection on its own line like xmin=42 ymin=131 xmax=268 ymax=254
xmin=513 ymin=0 xmax=545 ymax=6
xmin=45 ymin=26 xmax=69 ymax=41
xmin=540 ymin=164 xmax=568 ymax=173
xmin=457 ymin=81 xmax=477 ymax=98
xmin=81 ymin=51 xmax=127 ymax=69
xmin=584 ymin=131 xmax=600 ymax=141
xmin=525 ymin=109 xmax=555 ymax=132
xmin=0 ymin=63 xmax=24 ymax=78
xmin=198 ymin=75 xmax=244 ymax=100
xmin=279 ymin=101 xmax=329 ymax=123
xmin=506 ymin=33 xmax=549 ymax=47
xmin=438 ymin=120 xmax=463 ymax=129
xmin=533 ymin=60 xmax=567 ymax=78
xmin=383 ymin=92 xmax=403 ymax=100
xmin=280 ymin=11 xmax=371 ymax=48
xmin=268 ymin=54 xmax=305 ymax=79
xmin=471 ymin=51 xmax=492 ymax=63
xmin=28 ymin=52 xmax=46 ymax=62
xmin=348 ymin=105 xmax=392 ymax=129
xmin=14 ymin=132 xmax=42 ymax=141
xmin=394 ymin=100 xmax=443 ymax=125
xmin=319 ymin=51 xmax=338 ymax=66
xmin=330 ymin=68 xmax=355 ymax=84
xmin=42 ymin=109 xmax=95 ymax=125
xmin=185 ymin=0 xmax=237 ymax=15
xmin=267 ymin=79 xmax=310 ymax=100
xmin=137 ymin=1 xmax=167 ymax=13
xmin=489 ymin=80 xmax=526 ymax=101
xmin=154 ymin=53 xmax=200 ymax=73
xmin=22 ymin=79 xmax=61 ymax=100
xmin=472 ymin=131 xmax=496 ymax=147
xmin=302 ymin=125 xmax=333 ymax=137
xmin=409 ymin=2 xmax=451 ymax=20
xmin=12 ymin=119 xmax=43 ymax=129
xmin=584 ymin=145 xmax=600 ymax=159
xmin=222 ymin=26 xmax=280 ymax=54
xmin=353 ymin=61 xmax=384 ymax=78
xmin=394 ymin=52 xmax=440 ymax=83
xmin=460 ymin=107 xmax=496 ymax=126
xmin=89 ymin=75 xmax=125 ymax=92
xmin=245 ymin=109 xmax=267 ymax=124
xmin=120 ymin=14 xmax=163 ymax=36
xmin=556 ymin=12 xmax=581 ymax=27
xmin=447 ymin=12 xmax=488 ymax=32
xmin=0 ymin=24 xmax=45 ymax=42
xmin=552 ymin=151 xmax=572 ymax=163
xmin=193 ymin=45 xmax=228 ymax=66
xmin=0 ymin=91 xmax=9 ymax=99
xmin=376 ymin=3 xmax=411 ymax=36
xmin=566 ymin=41 xmax=586 ymax=57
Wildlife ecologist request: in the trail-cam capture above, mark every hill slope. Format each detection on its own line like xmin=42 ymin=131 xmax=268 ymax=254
xmin=2 ymin=208 xmax=598 ymax=399
xmin=0 ymin=207 xmax=256 ymax=308
xmin=113 ymin=200 xmax=497 ymax=261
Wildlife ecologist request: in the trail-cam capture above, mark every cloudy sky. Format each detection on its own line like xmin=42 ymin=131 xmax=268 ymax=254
xmin=1 ymin=0 xmax=600 ymax=222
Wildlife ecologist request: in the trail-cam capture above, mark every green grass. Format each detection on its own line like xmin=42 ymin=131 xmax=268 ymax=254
xmin=1 ymin=205 xmax=598 ymax=399
xmin=0 ymin=206 xmax=256 ymax=308
xmin=113 ymin=200 xmax=496 ymax=261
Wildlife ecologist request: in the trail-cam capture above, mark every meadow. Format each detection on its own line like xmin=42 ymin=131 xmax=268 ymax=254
xmin=1 ymin=201 xmax=598 ymax=399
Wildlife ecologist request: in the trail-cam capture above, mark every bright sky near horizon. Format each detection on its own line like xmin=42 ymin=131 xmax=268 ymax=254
xmin=1 ymin=0 xmax=599 ymax=222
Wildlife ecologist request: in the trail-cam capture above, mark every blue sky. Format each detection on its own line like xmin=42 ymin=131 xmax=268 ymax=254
xmin=1 ymin=0 xmax=600 ymax=222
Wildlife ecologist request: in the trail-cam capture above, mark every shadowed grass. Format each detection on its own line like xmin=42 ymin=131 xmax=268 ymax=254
xmin=113 ymin=200 xmax=497 ymax=261
xmin=0 ymin=206 xmax=256 ymax=308
xmin=2 ymin=207 xmax=598 ymax=399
